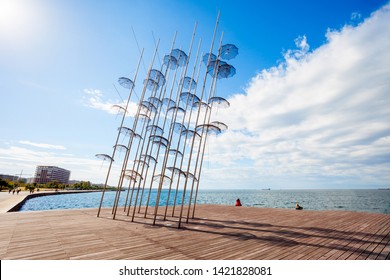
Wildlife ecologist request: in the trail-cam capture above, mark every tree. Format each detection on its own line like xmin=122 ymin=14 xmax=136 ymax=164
xmin=0 ymin=178 xmax=9 ymax=191
xmin=25 ymin=183 xmax=35 ymax=193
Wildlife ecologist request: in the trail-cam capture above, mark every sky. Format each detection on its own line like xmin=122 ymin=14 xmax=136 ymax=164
xmin=0 ymin=0 xmax=389 ymax=189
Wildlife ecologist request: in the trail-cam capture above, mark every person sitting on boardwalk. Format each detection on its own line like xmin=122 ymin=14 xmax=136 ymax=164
xmin=296 ymin=202 xmax=303 ymax=210
xmin=235 ymin=198 xmax=242 ymax=206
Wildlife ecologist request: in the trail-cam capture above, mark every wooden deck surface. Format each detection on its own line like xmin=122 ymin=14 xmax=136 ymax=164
xmin=0 ymin=205 xmax=389 ymax=260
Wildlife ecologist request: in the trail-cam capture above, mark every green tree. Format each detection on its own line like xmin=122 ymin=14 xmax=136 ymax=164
xmin=25 ymin=183 xmax=35 ymax=193
xmin=0 ymin=178 xmax=9 ymax=191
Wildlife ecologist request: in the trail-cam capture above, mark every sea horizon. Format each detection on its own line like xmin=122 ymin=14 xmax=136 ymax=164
xmin=19 ymin=188 xmax=390 ymax=214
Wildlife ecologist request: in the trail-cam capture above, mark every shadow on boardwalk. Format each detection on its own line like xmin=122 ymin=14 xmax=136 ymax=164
xmin=110 ymin=205 xmax=390 ymax=260
xmin=1 ymin=205 xmax=389 ymax=259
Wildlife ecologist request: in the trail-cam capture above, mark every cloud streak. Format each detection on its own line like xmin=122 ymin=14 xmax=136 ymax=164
xmin=82 ymin=88 xmax=138 ymax=117
xmin=19 ymin=140 xmax=66 ymax=150
xmin=205 ymin=4 xmax=390 ymax=188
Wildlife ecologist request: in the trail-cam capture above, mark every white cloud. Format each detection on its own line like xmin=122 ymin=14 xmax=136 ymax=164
xmin=204 ymin=4 xmax=390 ymax=188
xmin=82 ymin=88 xmax=138 ymax=117
xmin=19 ymin=140 xmax=66 ymax=150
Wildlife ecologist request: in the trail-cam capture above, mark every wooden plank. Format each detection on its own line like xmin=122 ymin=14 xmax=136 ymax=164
xmin=320 ymin=214 xmax=385 ymax=260
xmin=0 ymin=206 xmax=388 ymax=260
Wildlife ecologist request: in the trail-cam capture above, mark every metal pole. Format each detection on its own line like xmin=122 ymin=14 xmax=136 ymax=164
xmin=141 ymin=53 xmax=186 ymax=218
xmin=177 ymin=12 xmax=221 ymax=228
xmin=112 ymin=39 xmax=160 ymax=219
xmin=163 ymin=38 xmax=202 ymax=220
xmin=123 ymin=32 xmax=177 ymax=214
xmin=129 ymin=33 xmax=179 ymax=221
xmin=97 ymin=48 xmax=144 ymax=217
xmin=187 ymin=47 xmax=222 ymax=222
xmin=152 ymin=22 xmax=198 ymax=225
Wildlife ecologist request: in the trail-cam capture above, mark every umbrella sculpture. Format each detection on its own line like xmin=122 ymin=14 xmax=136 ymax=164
xmin=96 ymin=14 xmax=238 ymax=228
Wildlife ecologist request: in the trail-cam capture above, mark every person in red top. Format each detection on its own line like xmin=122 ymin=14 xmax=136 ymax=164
xmin=235 ymin=198 xmax=242 ymax=206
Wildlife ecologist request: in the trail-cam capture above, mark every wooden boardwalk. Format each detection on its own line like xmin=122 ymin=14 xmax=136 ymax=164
xmin=0 ymin=205 xmax=389 ymax=260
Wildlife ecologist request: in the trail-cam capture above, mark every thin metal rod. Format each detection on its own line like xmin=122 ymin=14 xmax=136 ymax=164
xmin=163 ymin=38 xmax=202 ymax=220
xmin=138 ymin=61 xmax=180 ymax=217
xmin=143 ymin=49 xmax=186 ymax=218
xmin=168 ymin=42 xmax=203 ymax=218
xmin=177 ymin=12 xmax=221 ymax=228
xmin=97 ymin=48 xmax=144 ymax=217
xmin=123 ymin=32 xmax=177 ymax=213
xmin=112 ymin=39 xmax=160 ymax=219
xmin=122 ymin=101 xmax=151 ymax=212
xmin=129 ymin=32 xmax=178 ymax=221
xmin=187 ymin=47 xmax=221 ymax=222
xmin=190 ymin=32 xmax=226 ymax=220
xmin=152 ymin=22 xmax=198 ymax=225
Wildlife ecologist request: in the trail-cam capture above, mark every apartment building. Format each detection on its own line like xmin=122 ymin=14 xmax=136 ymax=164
xmin=33 ymin=166 xmax=71 ymax=184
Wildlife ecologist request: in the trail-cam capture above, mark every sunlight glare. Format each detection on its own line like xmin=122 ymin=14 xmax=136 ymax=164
xmin=0 ymin=0 xmax=45 ymax=48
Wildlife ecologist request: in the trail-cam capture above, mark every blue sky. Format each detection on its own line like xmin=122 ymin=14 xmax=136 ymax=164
xmin=0 ymin=0 xmax=389 ymax=189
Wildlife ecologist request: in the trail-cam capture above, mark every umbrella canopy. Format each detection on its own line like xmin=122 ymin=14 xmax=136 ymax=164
xmin=141 ymin=101 xmax=158 ymax=115
xmin=150 ymin=135 xmax=170 ymax=148
xmin=118 ymin=77 xmax=135 ymax=89
xmin=181 ymin=129 xmax=201 ymax=140
xmin=144 ymin=69 xmax=166 ymax=90
xmin=202 ymin=53 xmax=217 ymax=65
xmin=219 ymin=44 xmax=239 ymax=60
xmin=167 ymin=106 xmax=185 ymax=115
xmin=95 ymin=154 xmax=114 ymax=162
xmin=184 ymin=171 xmax=198 ymax=182
xmin=134 ymin=159 xmax=149 ymax=169
xmin=171 ymin=49 xmax=188 ymax=67
xmin=140 ymin=154 xmax=157 ymax=165
xmin=125 ymin=169 xmax=143 ymax=181
xmin=196 ymin=124 xmax=222 ymax=135
xmin=168 ymin=149 xmax=183 ymax=158
xmin=210 ymin=121 xmax=228 ymax=131
xmin=111 ymin=105 xmax=128 ymax=115
xmin=181 ymin=76 xmax=197 ymax=90
xmin=147 ymin=124 xmax=164 ymax=136
xmin=136 ymin=113 xmax=151 ymax=123
xmin=148 ymin=96 xmax=162 ymax=109
xmin=153 ymin=174 xmax=171 ymax=186
xmin=192 ymin=101 xmax=210 ymax=110
xmin=171 ymin=122 xmax=186 ymax=134
xmin=149 ymin=69 xmax=166 ymax=87
xmin=113 ymin=144 xmax=128 ymax=153
xmin=163 ymin=54 xmax=178 ymax=70
xmin=207 ymin=60 xmax=236 ymax=79
xmin=167 ymin=167 xmax=186 ymax=178
xmin=118 ymin=126 xmax=142 ymax=139
xmin=180 ymin=92 xmax=200 ymax=106
xmin=208 ymin=96 xmax=230 ymax=108
xmin=124 ymin=174 xmax=138 ymax=182
xmin=162 ymin=97 xmax=176 ymax=108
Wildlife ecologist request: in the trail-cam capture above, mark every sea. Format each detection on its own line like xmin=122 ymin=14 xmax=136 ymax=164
xmin=19 ymin=189 xmax=390 ymax=214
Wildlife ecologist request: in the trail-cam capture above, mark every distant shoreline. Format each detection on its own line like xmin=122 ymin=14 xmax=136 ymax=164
xmin=7 ymin=190 xmax=100 ymax=212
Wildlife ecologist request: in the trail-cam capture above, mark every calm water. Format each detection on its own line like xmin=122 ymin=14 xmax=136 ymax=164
xmin=20 ymin=189 xmax=390 ymax=214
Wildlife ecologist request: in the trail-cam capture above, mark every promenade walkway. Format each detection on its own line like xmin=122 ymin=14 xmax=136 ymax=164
xmin=0 ymin=204 xmax=389 ymax=260
xmin=0 ymin=191 xmax=29 ymax=213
